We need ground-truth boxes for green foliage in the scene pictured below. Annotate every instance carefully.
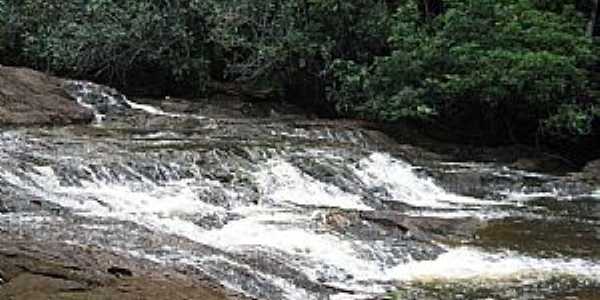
[2,0,599,142]
[11,0,212,92]
[0,0,13,61]
[331,0,599,139]
[2,0,390,97]
[543,104,596,136]
[207,0,390,99]
[0,0,5,55]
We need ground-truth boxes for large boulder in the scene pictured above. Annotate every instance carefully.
[0,66,93,126]
[583,159,600,182]
[0,234,238,300]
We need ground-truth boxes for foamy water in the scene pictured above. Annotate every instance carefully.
[390,247,600,282]
[255,158,371,210]
[2,132,599,299]
[124,99,205,120]
[352,153,502,208]
[67,80,205,122]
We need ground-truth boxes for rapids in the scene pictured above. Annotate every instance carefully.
[1,81,599,299]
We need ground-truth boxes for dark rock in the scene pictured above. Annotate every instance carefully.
[325,210,482,245]
[211,171,235,183]
[510,157,572,174]
[0,192,63,214]
[582,159,600,182]
[107,266,133,277]
[0,66,94,126]
[323,210,451,263]
[0,200,9,214]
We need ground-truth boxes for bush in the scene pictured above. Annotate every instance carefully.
[207,0,390,104]
[0,0,15,63]
[2,0,391,99]
[11,0,212,94]
[0,0,5,56]
[330,0,599,141]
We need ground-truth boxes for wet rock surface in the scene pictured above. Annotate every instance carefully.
[0,66,93,126]
[378,277,600,300]
[324,210,481,245]
[582,159,600,182]
[475,217,600,259]
[0,233,241,300]
[1,79,600,299]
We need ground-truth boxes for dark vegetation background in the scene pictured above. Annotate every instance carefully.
[1,0,599,163]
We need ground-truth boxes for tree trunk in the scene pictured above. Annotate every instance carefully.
[418,0,444,20]
[589,0,599,37]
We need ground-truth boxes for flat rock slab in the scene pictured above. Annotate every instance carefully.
[0,66,93,126]
[0,234,241,300]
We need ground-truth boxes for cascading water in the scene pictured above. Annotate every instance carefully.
[1,81,600,299]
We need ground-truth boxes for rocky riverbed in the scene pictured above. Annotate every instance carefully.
[1,67,600,299]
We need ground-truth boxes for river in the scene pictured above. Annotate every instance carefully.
[1,81,599,299]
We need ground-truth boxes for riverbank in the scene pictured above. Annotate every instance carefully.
[0,65,93,126]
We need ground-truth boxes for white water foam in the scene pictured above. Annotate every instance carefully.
[404,209,513,220]
[198,212,389,282]
[3,165,227,228]
[1,157,392,294]
[389,246,600,282]
[68,80,205,121]
[72,83,106,123]
[500,188,593,203]
[352,153,497,209]
[254,158,371,210]
[124,99,205,120]
[4,147,600,299]
[502,190,562,202]
[0,212,63,224]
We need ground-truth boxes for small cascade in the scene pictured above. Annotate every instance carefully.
[1,83,599,299]
[64,80,205,123]
[352,153,498,209]
[64,80,131,123]
[254,157,370,210]
[389,247,600,282]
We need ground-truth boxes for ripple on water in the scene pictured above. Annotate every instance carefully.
[2,125,600,299]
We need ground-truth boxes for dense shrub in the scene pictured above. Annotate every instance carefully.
[1,0,599,145]
[0,0,4,55]
[330,0,599,141]
[1,0,390,99]
[0,0,12,62]
[207,0,390,105]
[7,0,213,94]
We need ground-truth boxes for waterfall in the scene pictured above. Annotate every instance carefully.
[1,81,599,299]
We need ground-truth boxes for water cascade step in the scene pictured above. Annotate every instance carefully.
[1,81,599,299]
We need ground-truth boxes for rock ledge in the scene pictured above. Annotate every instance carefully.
[0,66,93,126]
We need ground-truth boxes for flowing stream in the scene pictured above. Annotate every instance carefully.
[1,81,600,299]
